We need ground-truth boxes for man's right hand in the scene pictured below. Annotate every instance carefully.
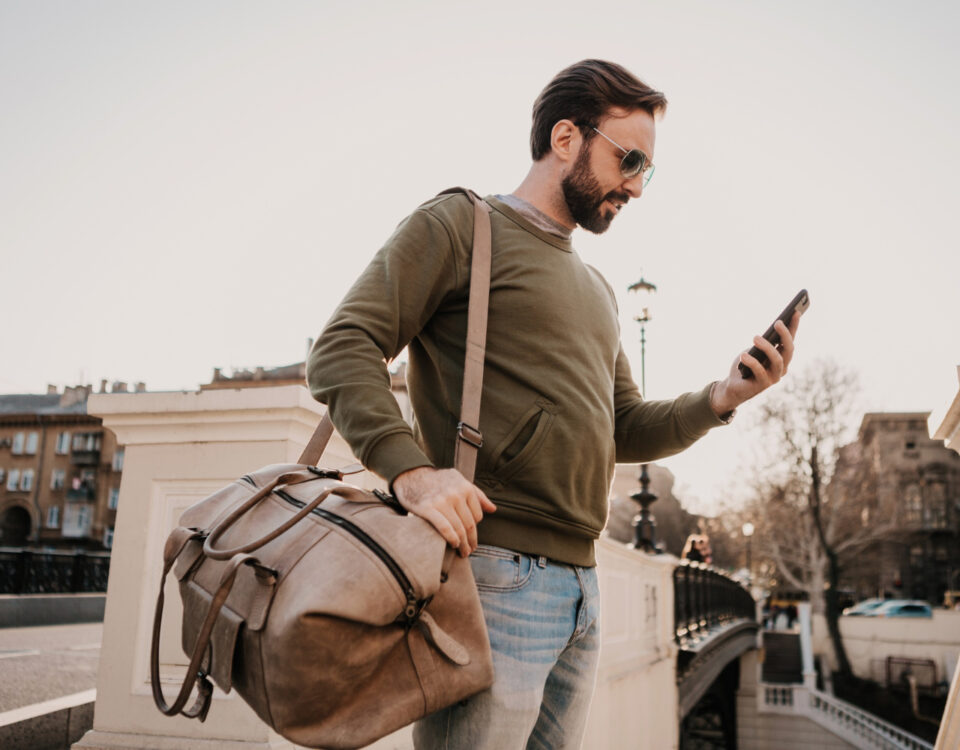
[392,466,497,558]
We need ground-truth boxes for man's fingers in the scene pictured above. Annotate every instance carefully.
[788,310,801,337]
[423,508,462,551]
[477,489,497,514]
[774,320,795,373]
[453,499,479,553]
[465,492,485,523]
[740,351,773,385]
[753,335,784,380]
[440,506,471,557]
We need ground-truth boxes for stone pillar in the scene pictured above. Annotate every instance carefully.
[73,386,379,750]
[797,602,817,689]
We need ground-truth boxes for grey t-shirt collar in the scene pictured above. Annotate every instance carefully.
[495,194,573,240]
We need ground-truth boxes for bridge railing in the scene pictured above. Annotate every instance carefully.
[758,683,934,750]
[0,547,110,594]
[673,560,755,643]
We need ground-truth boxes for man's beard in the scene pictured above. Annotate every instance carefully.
[561,144,628,235]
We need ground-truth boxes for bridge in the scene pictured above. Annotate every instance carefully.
[65,386,945,749]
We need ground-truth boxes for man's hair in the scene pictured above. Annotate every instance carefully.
[530,59,667,161]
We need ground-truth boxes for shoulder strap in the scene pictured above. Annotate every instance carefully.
[299,188,492,482]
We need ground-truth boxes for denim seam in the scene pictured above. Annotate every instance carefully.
[570,566,588,643]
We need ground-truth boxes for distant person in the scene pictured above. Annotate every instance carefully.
[308,59,801,749]
[682,534,712,564]
[786,603,798,629]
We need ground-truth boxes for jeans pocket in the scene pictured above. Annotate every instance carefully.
[470,545,534,592]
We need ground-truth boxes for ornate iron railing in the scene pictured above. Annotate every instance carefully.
[0,548,110,594]
[673,560,756,643]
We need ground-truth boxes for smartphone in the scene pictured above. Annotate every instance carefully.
[738,289,810,379]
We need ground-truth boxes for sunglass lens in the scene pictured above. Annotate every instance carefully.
[620,150,645,178]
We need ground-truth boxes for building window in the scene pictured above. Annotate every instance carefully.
[72,433,102,452]
[927,482,948,528]
[11,432,24,455]
[103,527,114,549]
[108,487,119,510]
[904,483,922,525]
[910,543,925,569]
[46,505,60,528]
[0,468,5,484]
[56,431,70,455]
[78,505,91,531]
[51,469,65,490]
[20,469,34,491]
[112,448,125,472]
[6,469,20,491]
[25,432,39,455]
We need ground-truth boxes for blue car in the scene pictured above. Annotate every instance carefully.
[865,600,933,618]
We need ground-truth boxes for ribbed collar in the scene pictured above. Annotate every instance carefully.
[485,195,574,253]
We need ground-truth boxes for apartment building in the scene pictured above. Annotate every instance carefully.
[0,383,137,551]
[835,412,960,604]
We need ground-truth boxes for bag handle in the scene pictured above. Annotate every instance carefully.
[151,526,263,721]
[299,188,493,483]
[202,473,339,560]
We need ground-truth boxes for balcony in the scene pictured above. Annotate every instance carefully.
[70,449,101,466]
[66,482,96,502]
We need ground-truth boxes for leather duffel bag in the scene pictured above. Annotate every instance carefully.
[151,463,493,748]
[149,189,496,748]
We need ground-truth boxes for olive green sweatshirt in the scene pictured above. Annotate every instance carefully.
[307,192,726,566]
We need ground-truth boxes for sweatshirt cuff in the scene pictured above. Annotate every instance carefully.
[365,432,435,488]
[683,382,732,435]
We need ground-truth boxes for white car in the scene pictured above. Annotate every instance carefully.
[842,598,887,616]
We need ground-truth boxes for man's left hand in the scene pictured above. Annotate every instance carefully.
[710,311,801,417]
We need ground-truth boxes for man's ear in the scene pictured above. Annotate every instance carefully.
[550,119,581,166]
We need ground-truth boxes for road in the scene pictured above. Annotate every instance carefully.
[0,623,102,713]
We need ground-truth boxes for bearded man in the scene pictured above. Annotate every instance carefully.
[308,59,799,749]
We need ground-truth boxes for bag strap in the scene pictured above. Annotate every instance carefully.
[298,188,493,483]
[151,527,262,721]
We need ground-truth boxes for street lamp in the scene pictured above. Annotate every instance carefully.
[628,275,659,553]
[742,522,755,583]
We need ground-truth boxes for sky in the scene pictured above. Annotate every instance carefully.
[2,1,958,514]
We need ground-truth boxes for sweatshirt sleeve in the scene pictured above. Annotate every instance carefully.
[612,343,726,464]
[306,206,462,484]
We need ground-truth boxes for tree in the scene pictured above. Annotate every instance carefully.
[741,358,901,678]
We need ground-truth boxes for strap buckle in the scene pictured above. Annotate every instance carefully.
[456,421,483,449]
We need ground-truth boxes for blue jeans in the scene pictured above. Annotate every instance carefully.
[413,544,601,749]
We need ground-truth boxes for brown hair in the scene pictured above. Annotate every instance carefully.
[530,59,667,161]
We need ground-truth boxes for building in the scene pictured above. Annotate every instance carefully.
[834,412,960,604]
[201,360,413,423]
[0,381,139,551]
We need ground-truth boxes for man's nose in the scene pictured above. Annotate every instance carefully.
[622,175,645,199]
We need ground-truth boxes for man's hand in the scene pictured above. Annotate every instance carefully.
[710,311,801,416]
[392,466,497,557]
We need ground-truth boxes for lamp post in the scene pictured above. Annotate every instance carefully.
[742,521,755,584]
[628,276,659,553]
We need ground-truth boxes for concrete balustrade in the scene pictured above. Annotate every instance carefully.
[74,385,680,749]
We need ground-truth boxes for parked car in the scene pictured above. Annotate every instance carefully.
[865,600,933,618]
[842,598,887,616]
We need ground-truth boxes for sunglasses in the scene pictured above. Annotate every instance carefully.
[591,127,655,187]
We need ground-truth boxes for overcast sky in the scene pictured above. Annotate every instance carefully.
[2,1,957,513]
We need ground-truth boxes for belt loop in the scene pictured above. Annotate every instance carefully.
[537,556,547,568]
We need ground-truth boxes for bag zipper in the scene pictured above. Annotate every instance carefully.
[240,475,422,622]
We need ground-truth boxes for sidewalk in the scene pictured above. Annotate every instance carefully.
[0,623,102,713]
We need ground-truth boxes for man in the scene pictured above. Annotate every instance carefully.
[308,59,799,749]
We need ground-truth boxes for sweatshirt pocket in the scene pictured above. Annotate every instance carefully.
[487,397,557,484]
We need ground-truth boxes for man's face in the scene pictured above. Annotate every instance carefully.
[561,108,656,235]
